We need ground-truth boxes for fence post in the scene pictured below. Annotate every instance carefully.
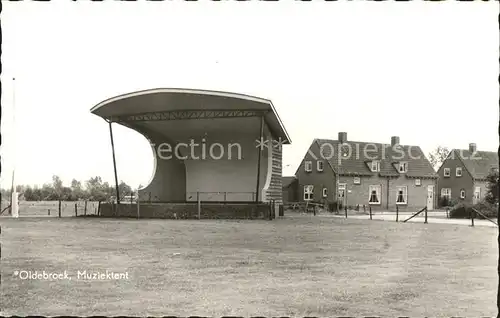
[396,205,399,222]
[84,200,87,216]
[224,192,227,203]
[137,194,140,220]
[48,209,50,216]
[97,201,101,216]
[446,207,449,218]
[471,209,475,227]
[197,191,201,220]
[363,204,366,214]
[58,200,61,218]
[345,205,348,218]
[424,206,428,224]
[369,205,372,220]
[75,203,78,217]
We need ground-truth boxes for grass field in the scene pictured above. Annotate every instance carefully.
[0,214,497,316]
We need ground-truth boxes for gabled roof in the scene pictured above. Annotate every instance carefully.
[314,139,438,179]
[282,176,297,188]
[447,149,498,180]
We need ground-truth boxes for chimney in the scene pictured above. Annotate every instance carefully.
[391,136,400,147]
[469,143,477,153]
[338,132,347,144]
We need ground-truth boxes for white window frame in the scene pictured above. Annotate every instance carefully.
[305,161,312,172]
[353,177,361,185]
[396,186,408,205]
[460,189,466,199]
[415,179,421,186]
[371,161,381,172]
[304,185,314,201]
[322,187,327,198]
[443,168,451,177]
[368,185,381,205]
[441,188,451,199]
[456,167,462,177]
[398,162,408,173]
[317,161,324,172]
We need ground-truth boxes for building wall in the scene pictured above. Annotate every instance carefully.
[183,131,268,202]
[282,179,298,203]
[262,131,283,204]
[335,175,435,212]
[295,142,337,204]
[138,121,279,203]
[437,153,474,205]
[138,133,186,202]
[100,202,272,219]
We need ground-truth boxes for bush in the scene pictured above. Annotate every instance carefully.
[449,201,498,219]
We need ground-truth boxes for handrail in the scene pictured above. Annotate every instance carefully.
[402,206,427,223]
[472,208,498,226]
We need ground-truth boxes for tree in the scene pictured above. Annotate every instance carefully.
[428,146,450,171]
[486,170,499,204]
[118,181,132,199]
[52,175,64,199]
[70,179,85,200]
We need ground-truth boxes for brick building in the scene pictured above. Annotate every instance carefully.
[294,132,438,211]
[436,143,498,206]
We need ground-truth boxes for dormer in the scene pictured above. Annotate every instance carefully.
[397,161,408,173]
[369,160,381,172]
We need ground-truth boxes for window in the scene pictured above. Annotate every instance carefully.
[371,161,381,172]
[443,168,451,177]
[317,161,324,172]
[460,189,466,199]
[322,188,327,198]
[456,167,462,177]
[441,188,451,200]
[368,185,381,205]
[415,179,421,186]
[353,177,361,185]
[338,183,346,190]
[398,162,408,173]
[305,161,312,172]
[304,185,314,201]
[396,186,408,204]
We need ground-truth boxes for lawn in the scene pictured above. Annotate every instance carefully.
[0,214,497,316]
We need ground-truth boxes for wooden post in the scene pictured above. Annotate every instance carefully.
[369,205,372,220]
[345,205,347,218]
[74,203,77,217]
[424,206,428,224]
[255,115,264,203]
[97,201,101,216]
[396,205,399,222]
[48,209,50,216]
[137,195,140,220]
[58,200,61,218]
[84,200,87,216]
[224,192,227,202]
[130,192,133,205]
[363,204,366,214]
[471,209,475,227]
[197,191,201,220]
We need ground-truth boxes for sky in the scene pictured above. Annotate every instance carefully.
[1,1,498,190]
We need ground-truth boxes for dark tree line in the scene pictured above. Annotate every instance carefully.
[1,175,136,202]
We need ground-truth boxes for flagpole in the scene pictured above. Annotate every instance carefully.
[10,77,19,218]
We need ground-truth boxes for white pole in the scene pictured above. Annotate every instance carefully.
[11,77,19,218]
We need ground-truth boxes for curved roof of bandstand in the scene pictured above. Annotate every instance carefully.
[90,88,291,144]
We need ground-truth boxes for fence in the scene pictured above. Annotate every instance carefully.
[100,198,283,220]
[0,200,101,217]
[186,192,257,202]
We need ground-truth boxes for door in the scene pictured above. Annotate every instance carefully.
[427,185,434,211]
[338,183,346,207]
[473,186,481,204]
